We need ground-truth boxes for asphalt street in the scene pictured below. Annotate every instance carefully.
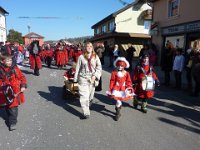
[0,60,199,150]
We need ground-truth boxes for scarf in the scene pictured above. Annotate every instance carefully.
[88,54,93,72]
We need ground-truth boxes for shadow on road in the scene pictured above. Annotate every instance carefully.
[94,93,115,105]
[90,103,116,119]
[158,117,200,134]
[38,86,83,118]
[148,87,200,134]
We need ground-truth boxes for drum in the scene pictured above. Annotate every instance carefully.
[0,85,15,106]
[141,75,155,91]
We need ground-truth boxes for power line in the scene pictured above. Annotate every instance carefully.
[18,16,63,19]
[118,0,129,6]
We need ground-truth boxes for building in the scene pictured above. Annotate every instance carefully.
[23,32,44,46]
[0,6,9,44]
[90,0,152,57]
[149,0,200,62]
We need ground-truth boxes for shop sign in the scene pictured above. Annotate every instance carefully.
[162,25,184,35]
[162,21,200,35]
[186,22,200,32]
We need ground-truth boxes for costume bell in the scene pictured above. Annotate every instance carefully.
[107,57,134,121]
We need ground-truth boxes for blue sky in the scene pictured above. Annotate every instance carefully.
[1,0,134,41]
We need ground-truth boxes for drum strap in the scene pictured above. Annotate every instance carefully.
[140,66,153,76]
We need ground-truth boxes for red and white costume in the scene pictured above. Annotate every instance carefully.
[107,57,134,101]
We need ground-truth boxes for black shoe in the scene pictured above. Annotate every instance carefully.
[9,124,17,131]
[80,115,90,120]
[141,107,147,113]
[114,114,121,121]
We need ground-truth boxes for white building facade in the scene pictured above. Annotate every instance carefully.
[0,7,9,44]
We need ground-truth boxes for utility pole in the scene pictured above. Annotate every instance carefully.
[27,25,31,44]
[27,25,30,33]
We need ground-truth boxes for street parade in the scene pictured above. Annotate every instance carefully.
[0,0,200,150]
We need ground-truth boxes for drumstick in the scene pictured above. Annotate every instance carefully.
[14,91,22,98]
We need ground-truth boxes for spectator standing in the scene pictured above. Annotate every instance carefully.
[172,48,185,89]
[139,44,150,59]
[191,40,200,97]
[108,45,114,67]
[95,43,105,65]
[94,43,105,91]
[113,44,119,61]
[161,41,175,86]
[126,43,136,71]
[185,41,196,92]
[148,43,158,66]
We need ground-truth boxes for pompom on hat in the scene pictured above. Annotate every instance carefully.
[113,57,130,68]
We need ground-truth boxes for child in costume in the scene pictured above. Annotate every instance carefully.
[63,62,76,81]
[107,57,134,121]
[63,62,78,98]
[0,48,27,131]
[132,53,160,113]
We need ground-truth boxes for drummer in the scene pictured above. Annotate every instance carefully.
[132,53,160,113]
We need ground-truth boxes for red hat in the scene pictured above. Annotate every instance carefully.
[113,57,130,68]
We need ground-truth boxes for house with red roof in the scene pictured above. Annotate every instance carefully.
[23,32,44,46]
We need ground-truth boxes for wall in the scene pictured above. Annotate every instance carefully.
[152,0,200,63]
[0,12,7,43]
[115,3,152,34]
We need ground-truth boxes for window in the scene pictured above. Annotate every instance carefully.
[144,21,151,30]
[108,21,115,31]
[101,25,107,33]
[95,28,100,35]
[168,0,180,18]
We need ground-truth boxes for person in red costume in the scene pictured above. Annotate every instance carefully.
[63,46,69,67]
[73,47,82,63]
[107,57,134,121]
[132,53,160,113]
[29,40,42,76]
[63,62,76,81]
[0,49,27,131]
[44,44,53,68]
[55,43,66,69]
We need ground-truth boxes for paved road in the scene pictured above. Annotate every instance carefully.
[0,61,199,150]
